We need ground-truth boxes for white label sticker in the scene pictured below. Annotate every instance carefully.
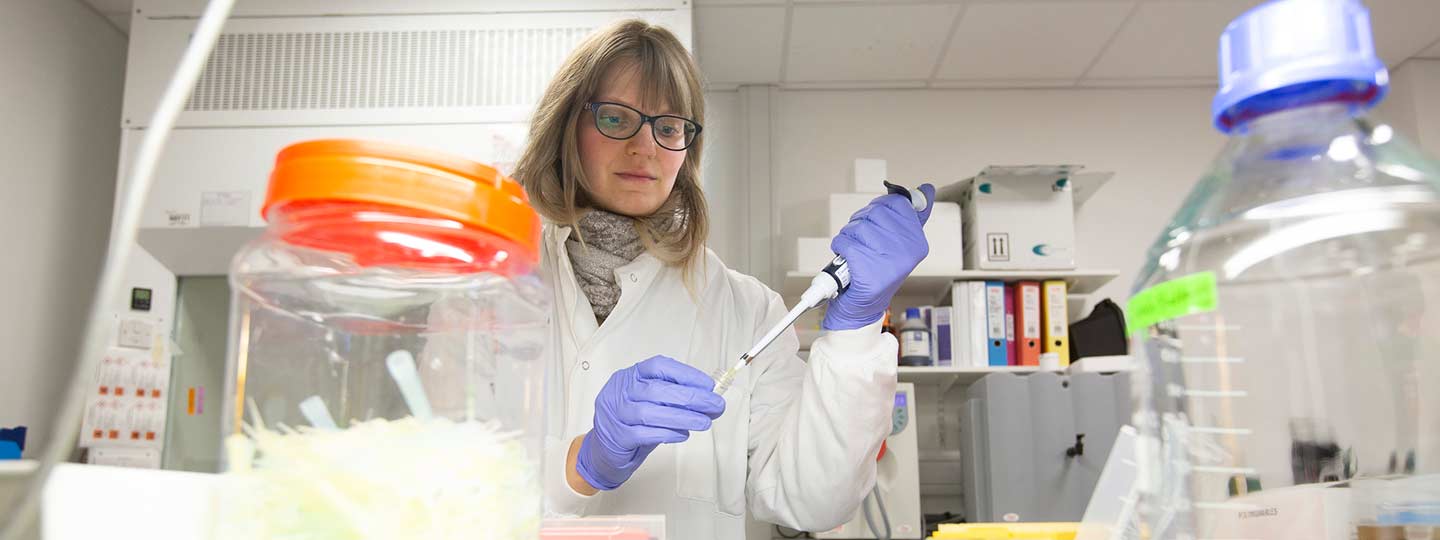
[986,285,1005,339]
[200,191,251,226]
[1006,313,1015,342]
[117,318,155,350]
[165,210,191,227]
[1023,287,1041,338]
[1047,283,1068,337]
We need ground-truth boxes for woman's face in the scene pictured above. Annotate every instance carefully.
[577,62,688,217]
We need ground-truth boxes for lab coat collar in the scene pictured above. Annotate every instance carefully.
[543,224,663,347]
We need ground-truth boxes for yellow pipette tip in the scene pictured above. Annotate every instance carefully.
[712,354,751,395]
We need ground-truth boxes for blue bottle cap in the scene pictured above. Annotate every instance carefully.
[905,307,921,319]
[1212,0,1388,133]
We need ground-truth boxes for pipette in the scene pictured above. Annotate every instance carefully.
[713,182,929,395]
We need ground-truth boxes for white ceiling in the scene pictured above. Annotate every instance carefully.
[82,0,1440,90]
[695,0,1440,90]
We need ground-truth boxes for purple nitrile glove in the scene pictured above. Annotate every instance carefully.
[576,355,726,491]
[822,183,935,331]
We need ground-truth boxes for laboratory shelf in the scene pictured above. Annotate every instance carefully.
[898,366,1040,393]
[898,356,1133,393]
[781,269,1122,301]
[0,459,38,476]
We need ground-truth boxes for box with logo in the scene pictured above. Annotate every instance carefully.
[938,165,1106,271]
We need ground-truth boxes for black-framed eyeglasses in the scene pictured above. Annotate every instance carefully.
[583,101,702,151]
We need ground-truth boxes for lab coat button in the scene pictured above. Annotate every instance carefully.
[581,361,590,370]
[629,273,637,283]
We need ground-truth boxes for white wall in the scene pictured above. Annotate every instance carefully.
[0,0,127,457]
[771,86,1226,308]
[708,64,1440,306]
[701,90,745,268]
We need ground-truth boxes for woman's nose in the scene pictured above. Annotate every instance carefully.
[626,124,658,157]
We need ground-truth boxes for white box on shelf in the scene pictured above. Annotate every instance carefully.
[1069,355,1133,373]
[921,202,965,275]
[852,158,888,193]
[828,193,877,235]
[938,165,1095,270]
[828,193,964,276]
[1210,482,1352,540]
[795,237,833,271]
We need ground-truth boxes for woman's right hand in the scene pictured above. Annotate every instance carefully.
[573,355,726,491]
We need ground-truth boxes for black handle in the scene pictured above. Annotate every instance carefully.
[1066,434,1086,458]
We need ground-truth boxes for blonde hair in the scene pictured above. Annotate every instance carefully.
[515,19,708,274]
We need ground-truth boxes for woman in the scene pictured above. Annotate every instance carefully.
[514,19,934,538]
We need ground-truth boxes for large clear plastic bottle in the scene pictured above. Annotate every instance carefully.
[221,140,550,539]
[1129,1,1440,538]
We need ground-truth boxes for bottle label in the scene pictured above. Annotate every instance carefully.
[901,331,931,358]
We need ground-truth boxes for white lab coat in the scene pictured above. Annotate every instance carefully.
[540,224,898,539]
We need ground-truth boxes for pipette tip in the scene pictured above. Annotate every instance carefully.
[713,354,753,396]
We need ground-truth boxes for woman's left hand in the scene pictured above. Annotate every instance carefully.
[822,184,935,331]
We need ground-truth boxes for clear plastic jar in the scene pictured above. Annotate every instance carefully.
[220,140,549,539]
[1129,2,1440,538]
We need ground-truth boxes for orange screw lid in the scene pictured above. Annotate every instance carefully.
[263,139,540,265]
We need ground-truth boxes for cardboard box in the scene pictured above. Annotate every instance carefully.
[795,237,834,272]
[938,165,1084,270]
[828,193,879,236]
[852,158,888,193]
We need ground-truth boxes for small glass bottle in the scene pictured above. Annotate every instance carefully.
[899,307,933,366]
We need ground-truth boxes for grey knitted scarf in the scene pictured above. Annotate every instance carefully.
[566,209,645,324]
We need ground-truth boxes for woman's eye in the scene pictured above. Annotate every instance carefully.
[658,125,679,137]
[601,115,624,127]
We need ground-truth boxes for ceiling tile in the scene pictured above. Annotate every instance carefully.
[1085,0,1253,81]
[696,6,787,84]
[786,4,961,82]
[936,0,1132,81]
[1364,0,1440,66]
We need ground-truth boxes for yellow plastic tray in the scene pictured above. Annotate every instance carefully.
[929,522,1080,539]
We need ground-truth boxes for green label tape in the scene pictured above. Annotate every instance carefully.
[1126,271,1218,336]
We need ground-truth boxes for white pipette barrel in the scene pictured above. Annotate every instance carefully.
[713,183,928,395]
